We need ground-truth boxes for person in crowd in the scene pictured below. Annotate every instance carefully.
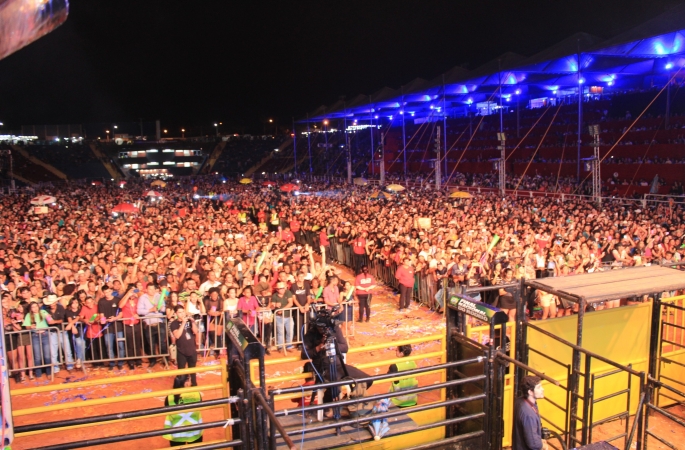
[99,284,124,371]
[2,292,25,381]
[22,302,52,378]
[237,286,260,334]
[118,287,142,369]
[270,281,294,352]
[169,304,199,386]
[513,375,548,450]
[497,268,518,322]
[204,287,223,358]
[387,344,419,407]
[354,265,376,322]
[395,258,415,312]
[291,272,311,343]
[81,296,103,365]
[163,375,203,446]
[137,282,167,368]
[43,294,74,373]
[64,297,85,370]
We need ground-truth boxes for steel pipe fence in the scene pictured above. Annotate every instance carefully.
[195,303,356,356]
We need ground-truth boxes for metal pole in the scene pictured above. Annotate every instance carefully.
[380,131,386,185]
[435,126,441,190]
[402,88,407,180]
[498,59,504,135]
[324,120,330,182]
[345,112,352,184]
[589,125,601,205]
[577,41,583,182]
[666,79,671,130]
[516,92,520,138]
[443,74,448,180]
[306,114,312,179]
[292,117,297,178]
[370,99,375,178]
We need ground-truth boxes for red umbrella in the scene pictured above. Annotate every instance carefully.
[262,180,276,187]
[280,183,299,193]
[112,203,138,214]
[91,180,102,186]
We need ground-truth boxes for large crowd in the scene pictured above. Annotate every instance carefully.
[1,175,683,382]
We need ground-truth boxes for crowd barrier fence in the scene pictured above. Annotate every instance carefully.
[81,314,170,369]
[10,365,234,448]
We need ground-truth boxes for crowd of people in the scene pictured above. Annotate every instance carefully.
[0,174,683,382]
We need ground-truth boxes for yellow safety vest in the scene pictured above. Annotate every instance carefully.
[270,212,279,226]
[238,212,247,223]
[390,360,419,407]
[163,392,203,443]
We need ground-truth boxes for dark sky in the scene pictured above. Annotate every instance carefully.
[0,0,682,133]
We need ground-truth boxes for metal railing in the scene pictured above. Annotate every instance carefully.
[524,321,647,449]
[2,325,88,381]
[81,314,170,368]
[268,358,488,449]
[10,365,237,448]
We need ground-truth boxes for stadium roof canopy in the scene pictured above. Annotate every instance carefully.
[304,5,685,122]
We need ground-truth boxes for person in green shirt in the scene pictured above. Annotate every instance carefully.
[22,302,52,377]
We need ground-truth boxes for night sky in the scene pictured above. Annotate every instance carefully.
[0,0,681,134]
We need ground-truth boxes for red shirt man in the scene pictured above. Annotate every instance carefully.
[395,260,415,288]
[319,229,330,247]
[289,219,301,233]
[257,210,266,223]
[352,235,366,255]
[354,270,376,295]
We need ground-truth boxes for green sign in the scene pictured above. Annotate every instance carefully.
[449,295,508,325]
[226,320,249,351]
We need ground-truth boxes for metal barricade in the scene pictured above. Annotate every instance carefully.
[82,314,170,369]
[250,303,356,356]
[4,327,62,381]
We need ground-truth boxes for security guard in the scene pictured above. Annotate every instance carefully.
[163,375,203,446]
[387,345,418,407]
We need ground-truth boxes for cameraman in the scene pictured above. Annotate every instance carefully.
[301,311,348,380]
[301,311,371,414]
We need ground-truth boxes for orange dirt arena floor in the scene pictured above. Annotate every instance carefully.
[6,263,685,450]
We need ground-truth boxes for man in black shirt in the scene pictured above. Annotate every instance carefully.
[169,304,199,386]
[98,284,124,370]
[43,294,75,373]
[291,272,310,343]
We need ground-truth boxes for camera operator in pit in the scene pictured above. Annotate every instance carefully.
[301,306,371,413]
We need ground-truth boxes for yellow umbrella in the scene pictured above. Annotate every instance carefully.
[353,177,369,186]
[369,190,392,200]
[151,180,166,187]
[239,178,252,184]
[386,184,405,192]
[448,191,473,198]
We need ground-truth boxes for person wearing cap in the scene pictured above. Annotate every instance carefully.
[269,281,294,352]
[43,294,75,373]
[99,284,125,371]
